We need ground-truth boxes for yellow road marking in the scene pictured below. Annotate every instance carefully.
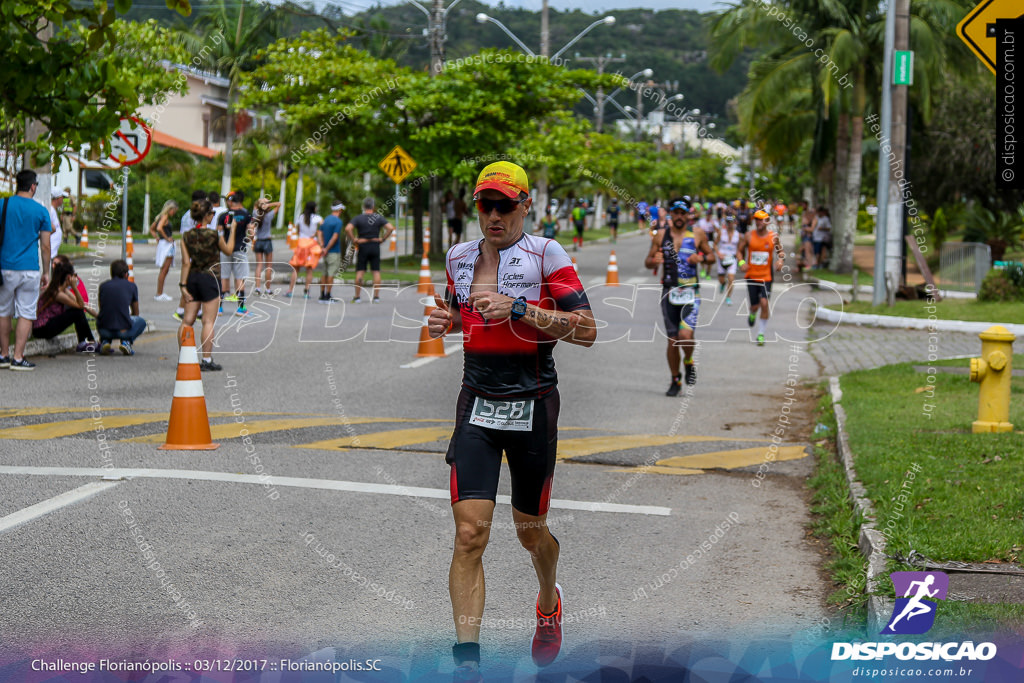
[297,426,454,450]
[0,407,131,418]
[0,413,170,440]
[128,417,450,444]
[656,445,808,470]
[609,465,705,476]
[556,435,762,460]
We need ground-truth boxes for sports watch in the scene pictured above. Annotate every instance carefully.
[510,296,527,321]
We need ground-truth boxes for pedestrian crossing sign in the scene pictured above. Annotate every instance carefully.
[378,145,416,184]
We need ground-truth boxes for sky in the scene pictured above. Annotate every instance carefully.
[331,0,724,15]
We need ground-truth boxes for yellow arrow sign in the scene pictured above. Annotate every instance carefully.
[957,0,1024,75]
[378,145,417,184]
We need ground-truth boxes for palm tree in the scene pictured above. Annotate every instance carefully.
[179,0,283,197]
[710,0,972,273]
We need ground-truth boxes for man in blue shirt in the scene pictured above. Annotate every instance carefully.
[317,201,346,303]
[0,170,52,371]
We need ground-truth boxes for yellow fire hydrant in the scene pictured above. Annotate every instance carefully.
[969,325,1016,433]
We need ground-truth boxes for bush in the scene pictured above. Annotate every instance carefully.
[978,268,1024,302]
[857,209,874,233]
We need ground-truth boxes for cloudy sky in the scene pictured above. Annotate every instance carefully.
[334,0,725,15]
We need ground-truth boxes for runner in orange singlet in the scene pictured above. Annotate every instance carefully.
[737,209,784,346]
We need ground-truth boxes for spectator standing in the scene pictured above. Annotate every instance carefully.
[252,199,279,296]
[344,197,395,303]
[61,187,78,244]
[287,201,323,299]
[812,206,832,269]
[32,260,96,352]
[97,259,146,356]
[0,169,52,371]
[47,190,63,258]
[174,189,208,321]
[317,201,346,303]
[218,191,252,315]
[152,200,178,301]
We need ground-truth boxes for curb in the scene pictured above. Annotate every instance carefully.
[829,376,892,633]
[25,320,157,358]
[814,304,1024,336]
[808,277,976,300]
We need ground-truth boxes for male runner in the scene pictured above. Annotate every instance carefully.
[344,197,395,303]
[644,198,714,394]
[427,161,596,678]
[695,206,718,280]
[606,198,620,243]
[737,209,785,346]
[716,214,740,305]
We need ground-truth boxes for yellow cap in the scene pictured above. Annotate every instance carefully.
[474,161,529,199]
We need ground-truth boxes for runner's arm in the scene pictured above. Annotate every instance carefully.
[380,222,395,243]
[644,230,665,270]
[428,293,462,338]
[219,220,238,255]
[521,305,596,347]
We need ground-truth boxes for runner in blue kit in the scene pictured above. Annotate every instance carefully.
[427,161,596,680]
[644,197,714,395]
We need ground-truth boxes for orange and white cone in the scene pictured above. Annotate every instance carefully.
[389,231,397,252]
[416,287,446,358]
[423,228,430,256]
[605,250,620,286]
[571,256,579,273]
[126,255,135,283]
[287,223,296,249]
[81,226,89,249]
[417,255,432,294]
[160,326,219,451]
[126,226,134,258]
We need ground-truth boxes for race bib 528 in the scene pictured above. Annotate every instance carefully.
[469,398,534,431]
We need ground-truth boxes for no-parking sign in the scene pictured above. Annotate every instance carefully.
[109,116,152,166]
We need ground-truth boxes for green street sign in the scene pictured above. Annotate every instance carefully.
[894,50,914,86]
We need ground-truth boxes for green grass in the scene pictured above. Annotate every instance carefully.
[57,243,91,256]
[839,362,1024,563]
[841,298,1024,324]
[806,390,870,629]
[810,271,860,286]
[931,355,1024,369]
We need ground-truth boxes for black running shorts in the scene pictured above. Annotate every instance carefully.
[747,280,773,307]
[186,271,220,303]
[356,244,381,271]
[446,387,559,517]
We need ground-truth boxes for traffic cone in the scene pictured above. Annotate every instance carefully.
[159,326,219,451]
[287,223,296,249]
[571,256,579,273]
[605,250,620,286]
[423,228,430,256]
[415,287,446,358]
[126,226,134,257]
[81,225,89,249]
[126,255,135,283]
[417,255,432,294]
[389,231,397,252]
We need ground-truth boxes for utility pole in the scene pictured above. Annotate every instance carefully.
[635,79,651,141]
[540,0,549,60]
[428,0,445,255]
[576,53,625,133]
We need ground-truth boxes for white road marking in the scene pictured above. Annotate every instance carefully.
[0,466,671,516]
[0,481,121,533]
[399,344,463,369]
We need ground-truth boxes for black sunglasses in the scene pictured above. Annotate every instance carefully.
[476,196,525,215]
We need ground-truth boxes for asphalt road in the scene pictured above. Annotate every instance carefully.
[0,228,840,675]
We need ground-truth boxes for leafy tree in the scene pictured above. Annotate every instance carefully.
[0,4,190,163]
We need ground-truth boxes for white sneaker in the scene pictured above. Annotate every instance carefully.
[153,293,173,302]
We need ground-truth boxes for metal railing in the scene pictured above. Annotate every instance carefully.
[939,242,991,293]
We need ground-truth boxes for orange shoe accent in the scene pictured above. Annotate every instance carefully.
[159,326,219,451]
[605,250,619,286]
[417,256,433,294]
[416,286,446,358]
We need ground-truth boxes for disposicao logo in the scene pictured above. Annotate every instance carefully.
[882,571,948,635]
[830,571,997,662]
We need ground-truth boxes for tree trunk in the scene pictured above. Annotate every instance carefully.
[830,112,850,272]
[836,113,863,274]
[429,175,443,256]
[277,160,287,231]
[412,178,424,252]
[221,85,236,197]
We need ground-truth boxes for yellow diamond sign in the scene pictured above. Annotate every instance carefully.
[378,145,416,184]
[957,0,1024,75]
